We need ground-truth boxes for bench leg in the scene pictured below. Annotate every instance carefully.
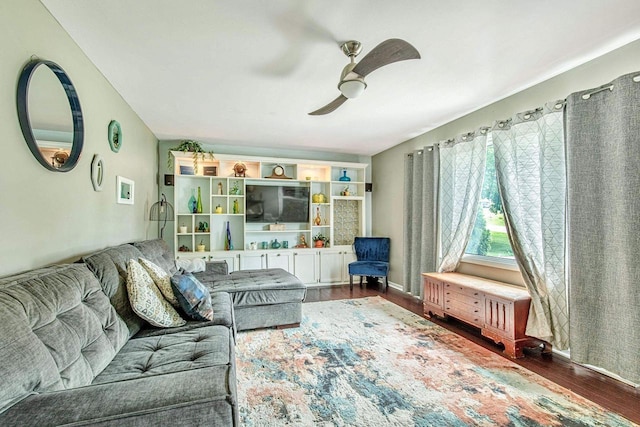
[350,275,353,290]
[359,276,363,289]
[384,276,389,293]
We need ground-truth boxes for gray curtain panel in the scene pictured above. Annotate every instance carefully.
[438,131,487,272]
[403,146,439,297]
[566,72,640,384]
[492,102,569,350]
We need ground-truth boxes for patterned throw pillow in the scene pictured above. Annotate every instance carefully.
[138,257,180,307]
[126,260,186,327]
[170,271,214,321]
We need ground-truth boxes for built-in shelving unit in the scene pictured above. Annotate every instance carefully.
[170,153,368,284]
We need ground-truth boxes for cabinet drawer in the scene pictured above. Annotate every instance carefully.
[445,290,482,307]
[444,282,482,299]
[445,306,483,326]
[444,297,484,318]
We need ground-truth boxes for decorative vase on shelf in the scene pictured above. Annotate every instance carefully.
[233,199,239,214]
[314,206,322,225]
[225,221,233,250]
[196,187,203,213]
[188,189,197,213]
[339,169,351,182]
[314,240,324,248]
[271,239,281,249]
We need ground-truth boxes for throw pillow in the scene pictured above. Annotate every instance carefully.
[126,259,186,328]
[170,271,214,321]
[138,257,180,307]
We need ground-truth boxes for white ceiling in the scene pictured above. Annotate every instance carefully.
[42,0,640,156]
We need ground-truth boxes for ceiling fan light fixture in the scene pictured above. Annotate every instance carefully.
[338,79,367,99]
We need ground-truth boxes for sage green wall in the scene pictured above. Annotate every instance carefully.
[0,0,158,277]
[372,39,640,286]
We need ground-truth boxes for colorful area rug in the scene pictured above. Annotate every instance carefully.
[236,297,634,426]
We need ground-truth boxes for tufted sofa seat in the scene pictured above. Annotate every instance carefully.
[94,326,235,385]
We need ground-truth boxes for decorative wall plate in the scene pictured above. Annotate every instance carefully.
[91,154,104,191]
[108,120,122,152]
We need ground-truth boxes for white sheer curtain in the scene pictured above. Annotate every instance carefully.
[438,130,487,272]
[403,146,439,297]
[491,102,569,349]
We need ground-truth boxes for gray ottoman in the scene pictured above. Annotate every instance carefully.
[195,267,307,331]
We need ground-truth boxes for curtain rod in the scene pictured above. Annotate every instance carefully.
[581,73,640,99]
[406,71,640,156]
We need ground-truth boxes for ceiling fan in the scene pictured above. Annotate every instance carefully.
[308,38,421,115]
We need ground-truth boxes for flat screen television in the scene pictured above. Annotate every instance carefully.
[245,184,310,223]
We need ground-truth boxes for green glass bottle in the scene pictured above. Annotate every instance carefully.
[196,186,203,213]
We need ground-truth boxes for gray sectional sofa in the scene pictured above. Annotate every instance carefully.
[0,239,307,426]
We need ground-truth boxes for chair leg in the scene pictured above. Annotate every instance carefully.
[359,276,363,289]
[349,275,353,291]
[384,276,389,293]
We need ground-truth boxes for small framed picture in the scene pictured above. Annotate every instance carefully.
[116,176,134,205]
[203,166,217,176]
[179,165,195,175]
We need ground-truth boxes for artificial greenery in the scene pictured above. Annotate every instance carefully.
[167,140,214,172]
[313,233,329,246]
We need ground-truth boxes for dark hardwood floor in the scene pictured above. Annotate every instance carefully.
[304,284,640,425]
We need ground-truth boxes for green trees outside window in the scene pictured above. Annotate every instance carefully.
[465,142,514,259]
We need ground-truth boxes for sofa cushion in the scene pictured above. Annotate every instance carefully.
[93,325,233,384]
[126,260,186,328]
[138,257,180,307]
[135,291,236,340]
[0,264,128,413]
[200,268,307,307]
[133,239,178,276]
[83,244,147,337]
[171,271,214,321]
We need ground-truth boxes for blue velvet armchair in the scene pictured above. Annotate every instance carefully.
[348,237,391,292]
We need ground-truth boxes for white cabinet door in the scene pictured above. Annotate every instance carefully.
[239,252,266,270]
[293,251,318,284]
[319,249,356,283]
[342,250,357,282]
[266,251,293,272]
[319,250,345,283]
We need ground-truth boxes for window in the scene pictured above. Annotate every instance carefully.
[464,139,515,262]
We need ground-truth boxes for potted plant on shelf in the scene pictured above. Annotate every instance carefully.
[313,233,329,248]
[167,140,214,172]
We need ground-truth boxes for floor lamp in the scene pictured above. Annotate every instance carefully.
[149,193,174,238]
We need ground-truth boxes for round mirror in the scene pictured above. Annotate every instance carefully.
[16,59,84,172]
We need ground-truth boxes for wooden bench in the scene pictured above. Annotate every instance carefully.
[423,272,549,358]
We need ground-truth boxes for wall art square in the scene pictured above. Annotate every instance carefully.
[117,176,134,205]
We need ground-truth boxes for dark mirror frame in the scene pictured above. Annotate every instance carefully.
[16,59,84,172]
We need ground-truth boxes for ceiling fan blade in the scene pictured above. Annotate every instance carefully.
[308,95,348,115]
[352,38,420,77]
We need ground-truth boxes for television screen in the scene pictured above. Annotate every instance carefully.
[245,184,310,223]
